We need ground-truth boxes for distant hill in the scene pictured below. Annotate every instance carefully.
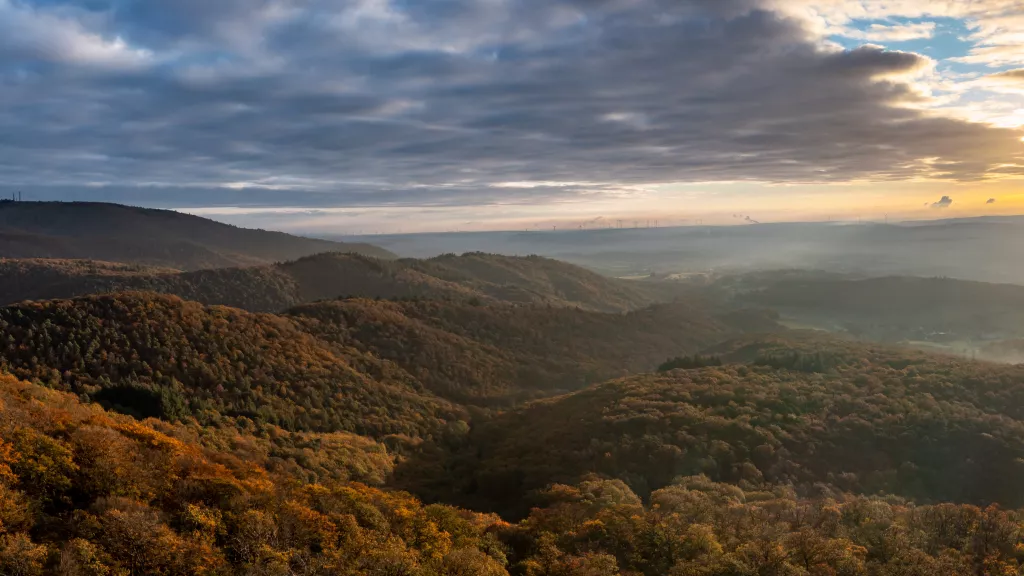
[285,252,665,312]
[404,252,658,310]
[289,297,751,404]
[729,272,1024,340]
[0,252,680,313]
[355,218,1024,284]
[0,201,394,269]
[0,258,302,311]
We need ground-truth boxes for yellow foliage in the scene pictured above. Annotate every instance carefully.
[0,484,31,535]
[278,499,338,552]
[0,533,50,576]
[0,438,15,485]
[410,515,454,561]
[113,420,186,454]
[180,503,222,542]
[57,538,112,576]
[3,425,77,501]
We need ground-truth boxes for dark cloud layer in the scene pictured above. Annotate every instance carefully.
[1,0,1022,208]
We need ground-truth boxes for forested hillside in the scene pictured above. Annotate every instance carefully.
[7,344,1024,575]
[0,293,464,438]
[402,336,1024,520]
[401,253,662,311]
[0,252,677,313]
[291,298,747,404]
[0,292,749,422]
[0,374,510,576]
[5,214,1024,574]
[0,258,301,312]
[276,251,660,312]
[0,202,393,269]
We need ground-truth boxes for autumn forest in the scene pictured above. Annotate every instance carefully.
[2,204,1024,575]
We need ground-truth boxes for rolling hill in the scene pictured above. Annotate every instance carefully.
[7,363,1020,576]
[6,280,1024,574]
[289,297,754,404]
[0,292,463,439]
[0,291,757,423]
[0,201,393,269]
[0,258,302,312]
[728,272,1024,340]
[6,219,1024,575]
[399,335,1024,518]
[0,251,683,313]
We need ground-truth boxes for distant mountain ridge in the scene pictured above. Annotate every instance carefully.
[0,201,394,268]
[0,251,675,313]
[722,271,1024,340]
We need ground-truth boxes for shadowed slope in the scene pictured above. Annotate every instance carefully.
[0,201,393,268]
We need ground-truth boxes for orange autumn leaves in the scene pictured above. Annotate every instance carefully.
[0,374,508,576]
[6,370,1024,575]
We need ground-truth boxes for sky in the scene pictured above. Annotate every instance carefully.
[1,0,1023,233]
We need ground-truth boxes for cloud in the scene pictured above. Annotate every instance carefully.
[820,45,932,78]
[971,69,1024,98]
[840,22,937,42]
[0,0,152,68]
[0,0,1022,214]
[987,198,997,204]
[789,3,1024,126]
[931,195,953,208]
[950,10,1024,68]
[789,1,1024,67]
[985,69,1024,84]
